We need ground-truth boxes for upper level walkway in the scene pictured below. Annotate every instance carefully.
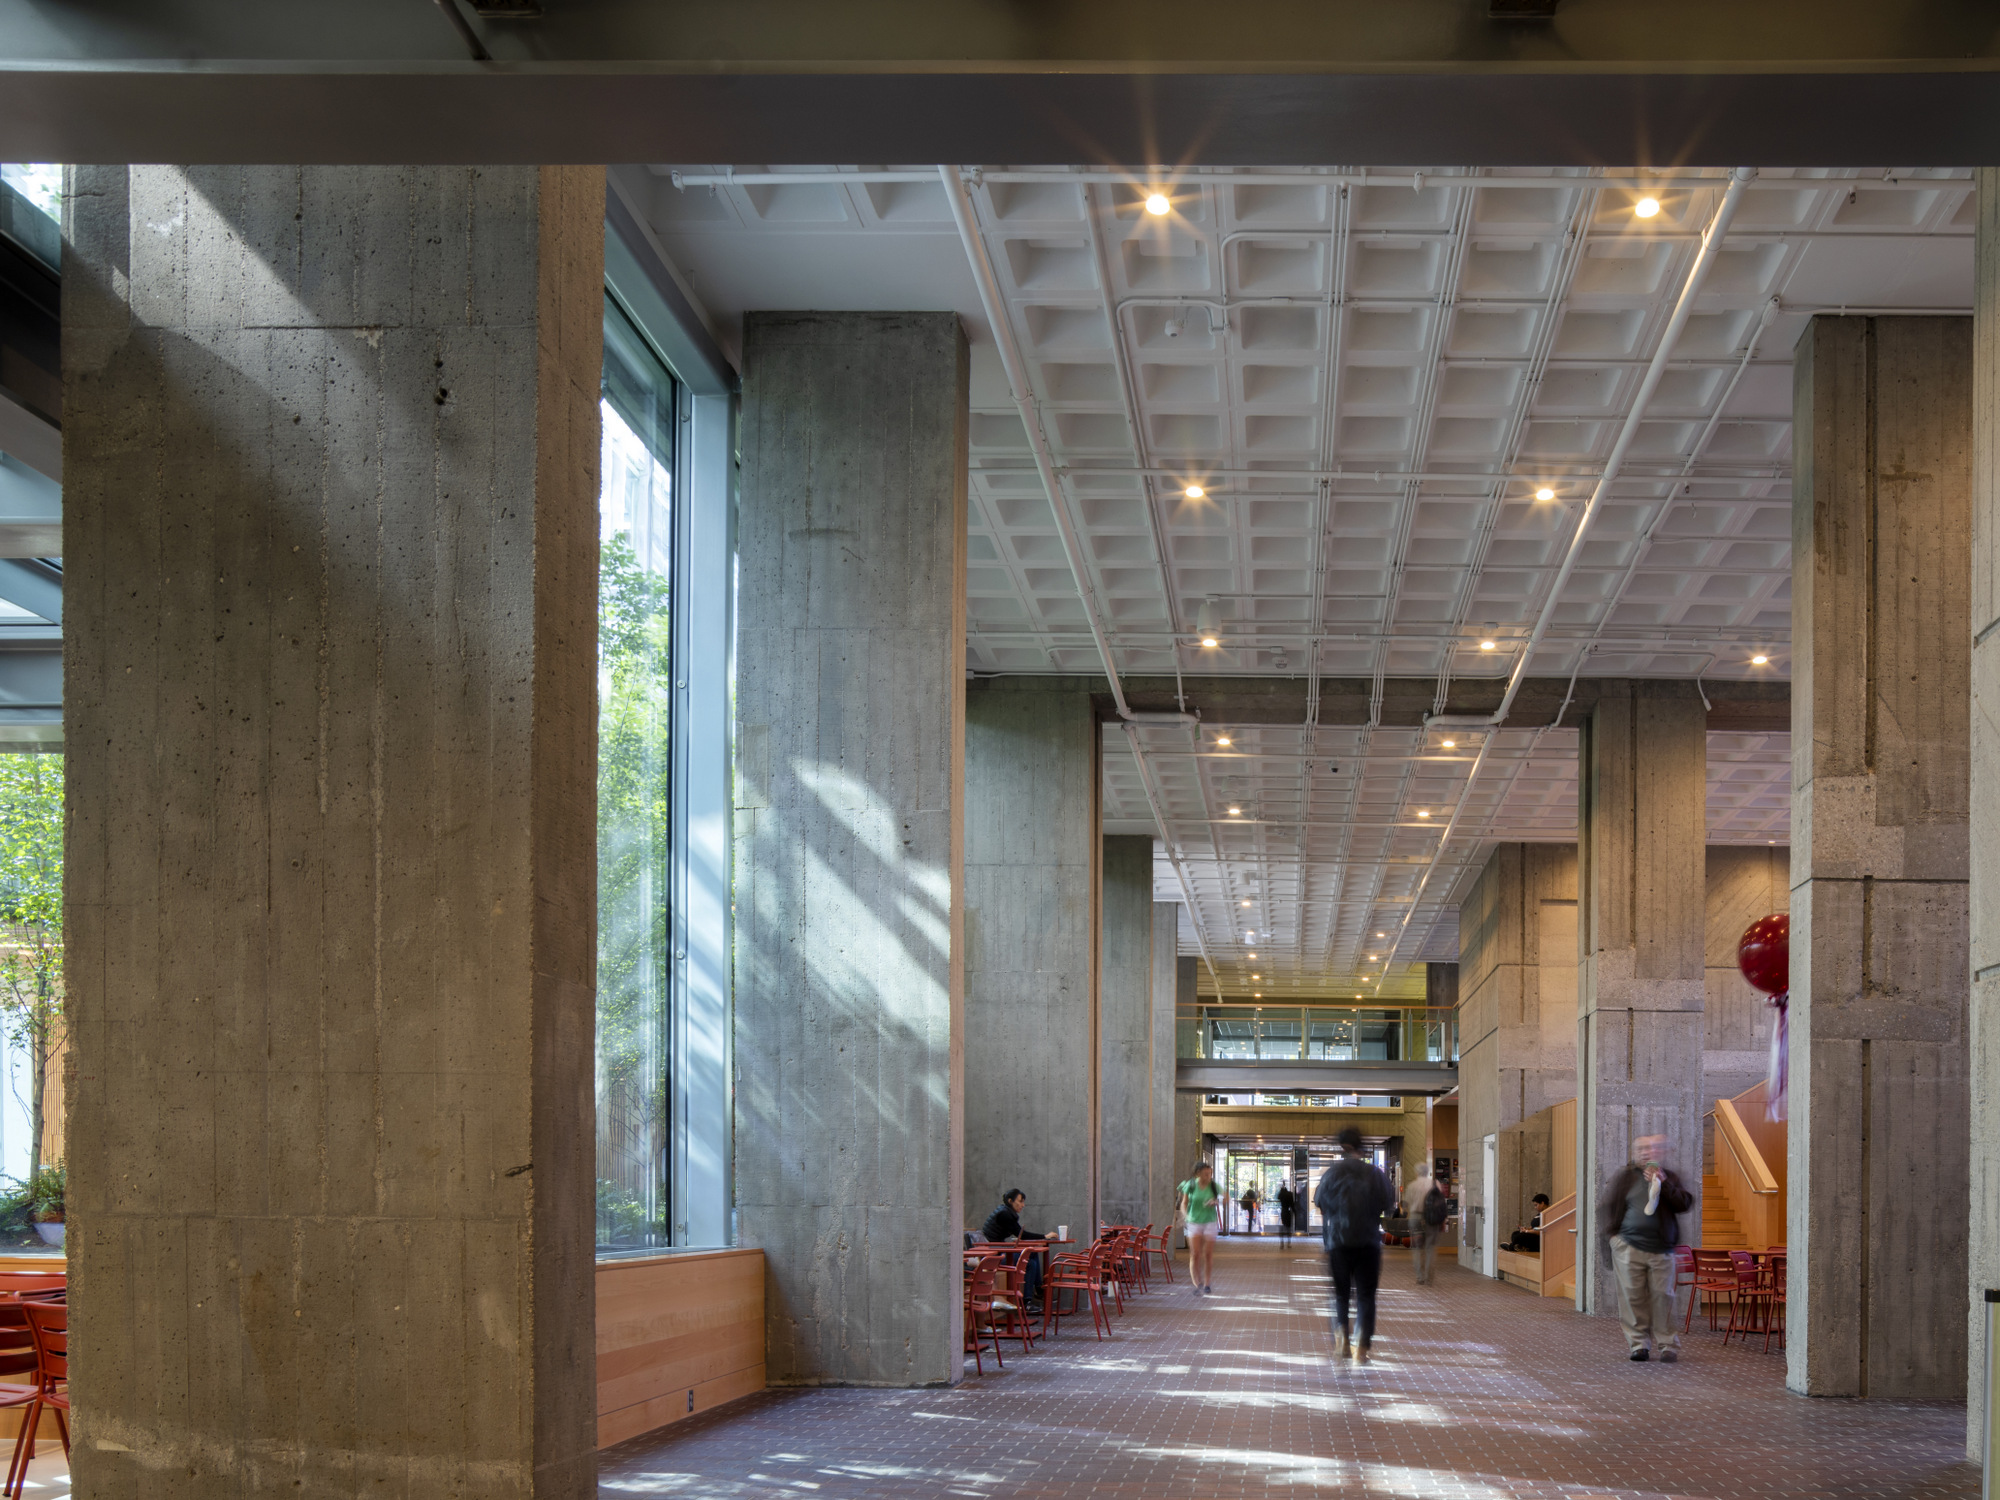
[601,1239,1977,1499]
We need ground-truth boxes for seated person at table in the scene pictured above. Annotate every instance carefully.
[1508,1193,1552,1253]
[981,1189,1048,1306]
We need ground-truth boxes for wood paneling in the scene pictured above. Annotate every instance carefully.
[598,1249,765,1449]
[1550,1098,1577,1204]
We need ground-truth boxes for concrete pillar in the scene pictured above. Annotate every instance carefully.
[1099,835,1153,1228]
[1455,845,1578,1274]
[1576,683,1708,1316]
[64,166,602,1496]
[733,311,968,1386]
[1149,902,1181,1233]
[965,680,1098,1242]
[1791,314,1971,1400]
[1172,957,1204,1219]
[1972,169,2000,1457]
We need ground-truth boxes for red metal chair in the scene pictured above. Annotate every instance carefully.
[1684,1248,1738,1332]
[962,1259,1007,1373]
[1146,1222,1176,1282]
[1722,1250,1771,1348]
[1044,1243,1112,1340]
[1761,1255,1787,1354]
[0,1307,37,1500]
[7,1302,64,1498]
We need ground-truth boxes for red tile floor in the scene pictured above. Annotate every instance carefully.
[600,1238,1980,1499]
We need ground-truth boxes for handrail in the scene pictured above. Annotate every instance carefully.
[1712,1100,1779,1195]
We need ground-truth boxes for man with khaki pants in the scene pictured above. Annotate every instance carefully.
[1598,1135,1693,1362]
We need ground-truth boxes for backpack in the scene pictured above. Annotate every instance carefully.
[1316,1159,1387,1248]
[1422,1185,1448,1228]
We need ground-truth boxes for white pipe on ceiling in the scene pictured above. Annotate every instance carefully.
[1428,165,1761,733]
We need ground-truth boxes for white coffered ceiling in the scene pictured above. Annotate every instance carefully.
[629,163,1971,998]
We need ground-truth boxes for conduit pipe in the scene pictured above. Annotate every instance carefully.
[1428,165,1759,734]
[940,164,1194,729]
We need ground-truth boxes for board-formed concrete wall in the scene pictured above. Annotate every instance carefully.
[65,165,604,1495]
[1099,835,1154,1229]
[733,311,969,1388]
[965,679,1099,1243]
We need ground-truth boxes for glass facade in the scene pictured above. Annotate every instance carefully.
[595,298,678,1256]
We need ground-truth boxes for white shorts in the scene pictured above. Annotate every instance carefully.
[1185,1221,1217,1241]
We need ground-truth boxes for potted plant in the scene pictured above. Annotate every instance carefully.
[26,1164,60,1248]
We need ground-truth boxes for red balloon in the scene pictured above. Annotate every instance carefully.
[1738,914,1789,995]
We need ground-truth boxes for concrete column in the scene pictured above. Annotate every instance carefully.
[1576,683,1708,1316]
[1099,835,1153,1228]
[965,680,1098,1243]
[1792,314,1971,1400]
[64,166,602,1495]
[1455,845,1578,1274]
[1972,169,2000,1457]
[1172,957,1204,1213]
[733,311,968,1387]
[1149,902,1181,1233]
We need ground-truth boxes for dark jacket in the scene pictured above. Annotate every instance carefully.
[1314,1156,1396,1249]
[1598,1164,1692,1251]
[981,1204,1024,1242]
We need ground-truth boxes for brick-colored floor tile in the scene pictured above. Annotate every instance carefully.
[599,1239,1979,1499]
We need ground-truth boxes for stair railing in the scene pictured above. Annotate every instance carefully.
[1708,1095,1781,1249]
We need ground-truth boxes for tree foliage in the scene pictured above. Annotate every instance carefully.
[0,752,63,1182]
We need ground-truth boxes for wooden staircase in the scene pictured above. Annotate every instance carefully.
[1702,1174,1745,1247]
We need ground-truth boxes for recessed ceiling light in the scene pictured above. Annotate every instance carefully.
[1367,955,1377,961]
[1185,482,1204,499]
[1254,992,1262,998]
[1375,932,1385,937]
[1228,805,1243,816]
[1441,738,1456,749]
[1145,192,1171,216]
[1535,486,1556,502]
[1248,952,1257,958]
[1216,734,1232,746]
[1635,196,1661,218]
[1252,973,1261,980]
[1416,810,1431,819]
[1479,640,1496,651]
[1751,654,1769,665]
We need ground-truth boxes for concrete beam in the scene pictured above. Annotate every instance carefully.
[1178,1060,1458,1094]
[5,7,2000,166]
[64,165,602,1497]
[732,311,968,1387]
[1105,676,1790,732]
[1791,314,1971,1402]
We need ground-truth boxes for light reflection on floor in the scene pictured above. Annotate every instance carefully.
[600,1238,1980,1499]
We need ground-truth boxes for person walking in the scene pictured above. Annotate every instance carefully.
[1599,1134,1693,1362]
[1403,1165,1444,1285]
[1315,1126,1396,1361]
[1178,1162,1222,1295]
[1276,1182,1299,1248]
[1241,1185,1261,1235]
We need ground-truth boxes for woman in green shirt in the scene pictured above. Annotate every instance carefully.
[1178,1161,1222,1295]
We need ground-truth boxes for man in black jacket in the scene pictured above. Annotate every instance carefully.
[1314,1126,1396,1362]
[1598,1135,1693,1362]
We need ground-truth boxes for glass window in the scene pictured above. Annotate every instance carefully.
[0,167,58,224]
[595,299,677,1256]
[0,752,65,1253]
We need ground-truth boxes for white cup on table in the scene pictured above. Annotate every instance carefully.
[1057,1224,1068,1242]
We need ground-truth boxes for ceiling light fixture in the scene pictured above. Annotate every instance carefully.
[1751,654,1770,666]
[1479,640,1496,651]
[1441,738,1456,749]
[1185,482,1205,499]
[1241,899,1252,907]
[1216,734,1232,747]
[1197,600,1221,648]
[1416,810,1431,819]
[1145,192,1171,216]
[1535,486,1556,502]
[1635,196,1661,218]
[1228,805,1243,817]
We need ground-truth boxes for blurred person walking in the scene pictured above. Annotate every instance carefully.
[1276,1181,1299,1248]
[1315,1127,1395,1361]
[1403,1165,1446,1285]
[1599,1134,1693,1362]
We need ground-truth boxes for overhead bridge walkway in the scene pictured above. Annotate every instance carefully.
[1176,1002,1458,1096]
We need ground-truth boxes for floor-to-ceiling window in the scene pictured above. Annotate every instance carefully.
[595,298,678,1255]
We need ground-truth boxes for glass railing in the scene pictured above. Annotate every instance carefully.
[1177,1004,1457,1065]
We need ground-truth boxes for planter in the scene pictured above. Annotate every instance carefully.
[33,1223,61,1248]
